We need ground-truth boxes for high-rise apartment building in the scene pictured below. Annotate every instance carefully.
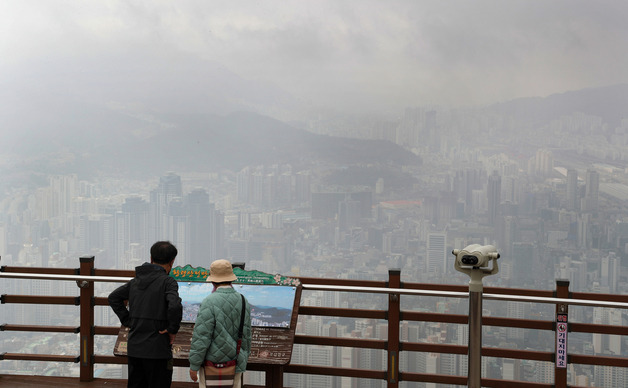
[149,173,182,241]
[506,301,526,342]
[501,175,520,204]
[534,149,554,177]
[582,168,599,212]
[599,252,620,293]
[166,198,187,262]
[186,188,212,268]
[577,213,592,249]
[455,167,486,213]
[121,196,150,257]
[566,168,579,210]
[236,166,252,203]
[511,242,536,286]
[295,171,312,203]
[593,307,621,355]
[594,364,625,388]
[487,171,501,225]
[338,200,361,232]
[426,232,447,276]
[49,174,78,217]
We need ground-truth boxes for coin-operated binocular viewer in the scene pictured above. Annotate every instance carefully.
[452,244,500,388]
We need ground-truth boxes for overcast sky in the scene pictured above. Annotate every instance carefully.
[2,0,628,117]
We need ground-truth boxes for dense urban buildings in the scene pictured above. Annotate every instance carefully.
[1,106,628,386]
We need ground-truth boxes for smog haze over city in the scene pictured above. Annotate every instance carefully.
[2,1,628,386]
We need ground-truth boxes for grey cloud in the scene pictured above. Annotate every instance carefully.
[1,0,628,117]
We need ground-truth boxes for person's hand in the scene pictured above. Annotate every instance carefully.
[159,329,176,344]
[189,369,198,382]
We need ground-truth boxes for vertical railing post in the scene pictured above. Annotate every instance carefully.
[79,256,95,382]
[554,279,570,388]
[387,268,401,388]
[468,289,482,388]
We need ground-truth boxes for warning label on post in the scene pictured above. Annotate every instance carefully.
[556,313,568,368]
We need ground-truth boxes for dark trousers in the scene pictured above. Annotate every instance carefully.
[128,356,173,388]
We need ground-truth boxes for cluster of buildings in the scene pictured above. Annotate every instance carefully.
[1,105,628,386]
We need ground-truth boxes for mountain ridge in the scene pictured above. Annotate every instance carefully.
[486,83,628,128]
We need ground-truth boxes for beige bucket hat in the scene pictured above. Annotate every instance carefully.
[207,259,237,283]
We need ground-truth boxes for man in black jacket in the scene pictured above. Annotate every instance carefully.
[109,241,183,388]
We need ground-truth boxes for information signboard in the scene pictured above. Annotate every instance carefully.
[114,267,301,367]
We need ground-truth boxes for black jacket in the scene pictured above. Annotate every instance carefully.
[108,263,182,359]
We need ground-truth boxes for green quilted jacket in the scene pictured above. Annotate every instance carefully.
[188,287,252,373]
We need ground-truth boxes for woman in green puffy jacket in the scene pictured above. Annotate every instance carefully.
[188,259,252,388]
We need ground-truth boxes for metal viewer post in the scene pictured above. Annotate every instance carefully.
[452,244,500,388]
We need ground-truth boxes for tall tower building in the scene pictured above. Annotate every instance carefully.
[236,167,252,203]
[294,171,311,204]
[566,169,579,210]
[49,174,78,217]
[487,171,502,225]
[599,252,620,293]
[149,173,183,241]
[498,215,519,260]
[594,364,625,388]
[455,167,485,213]
[121,196,150,256]
[166,198,187,262]
[277,173,293,204]
[511,242,536,287]
[506,301,526,342]
[577,213,592,249]
[49,174,79,234]
[501,176,520,204]
[251,172,264,207]
[338,200,361,232]
[263,173,278,208]
[593,307,622,355]
[502,359,521,381]
[186,189,212,268]
[426,232,447,276]
[456,324,468,377]
[305,346,335,388]
[534,149,554,177]
[583,169,599,212]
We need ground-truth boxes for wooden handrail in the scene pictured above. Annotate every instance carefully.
[295,334,387,349]
[1,353,79,363]
[1,324,79,333]
[1,262,628,387]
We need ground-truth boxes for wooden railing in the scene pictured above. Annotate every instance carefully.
[1,257,628,387]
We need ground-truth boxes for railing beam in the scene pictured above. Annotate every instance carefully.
[295,335,386,349]
[284,364,386,380]
[0,295,78,305]
[1,324,79,333]
[1,352,79,363]
[297,305,387,319]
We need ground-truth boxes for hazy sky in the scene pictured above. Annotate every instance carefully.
[2,0,628,117]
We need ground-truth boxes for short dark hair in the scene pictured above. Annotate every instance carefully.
[150,241,178,264]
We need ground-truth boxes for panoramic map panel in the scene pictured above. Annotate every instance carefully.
[179,282,297,328]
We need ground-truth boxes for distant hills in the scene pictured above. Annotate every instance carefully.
[101,111,421,175]
[0,99,421,180]
[487,83,628,129]
[3,77,628,184]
